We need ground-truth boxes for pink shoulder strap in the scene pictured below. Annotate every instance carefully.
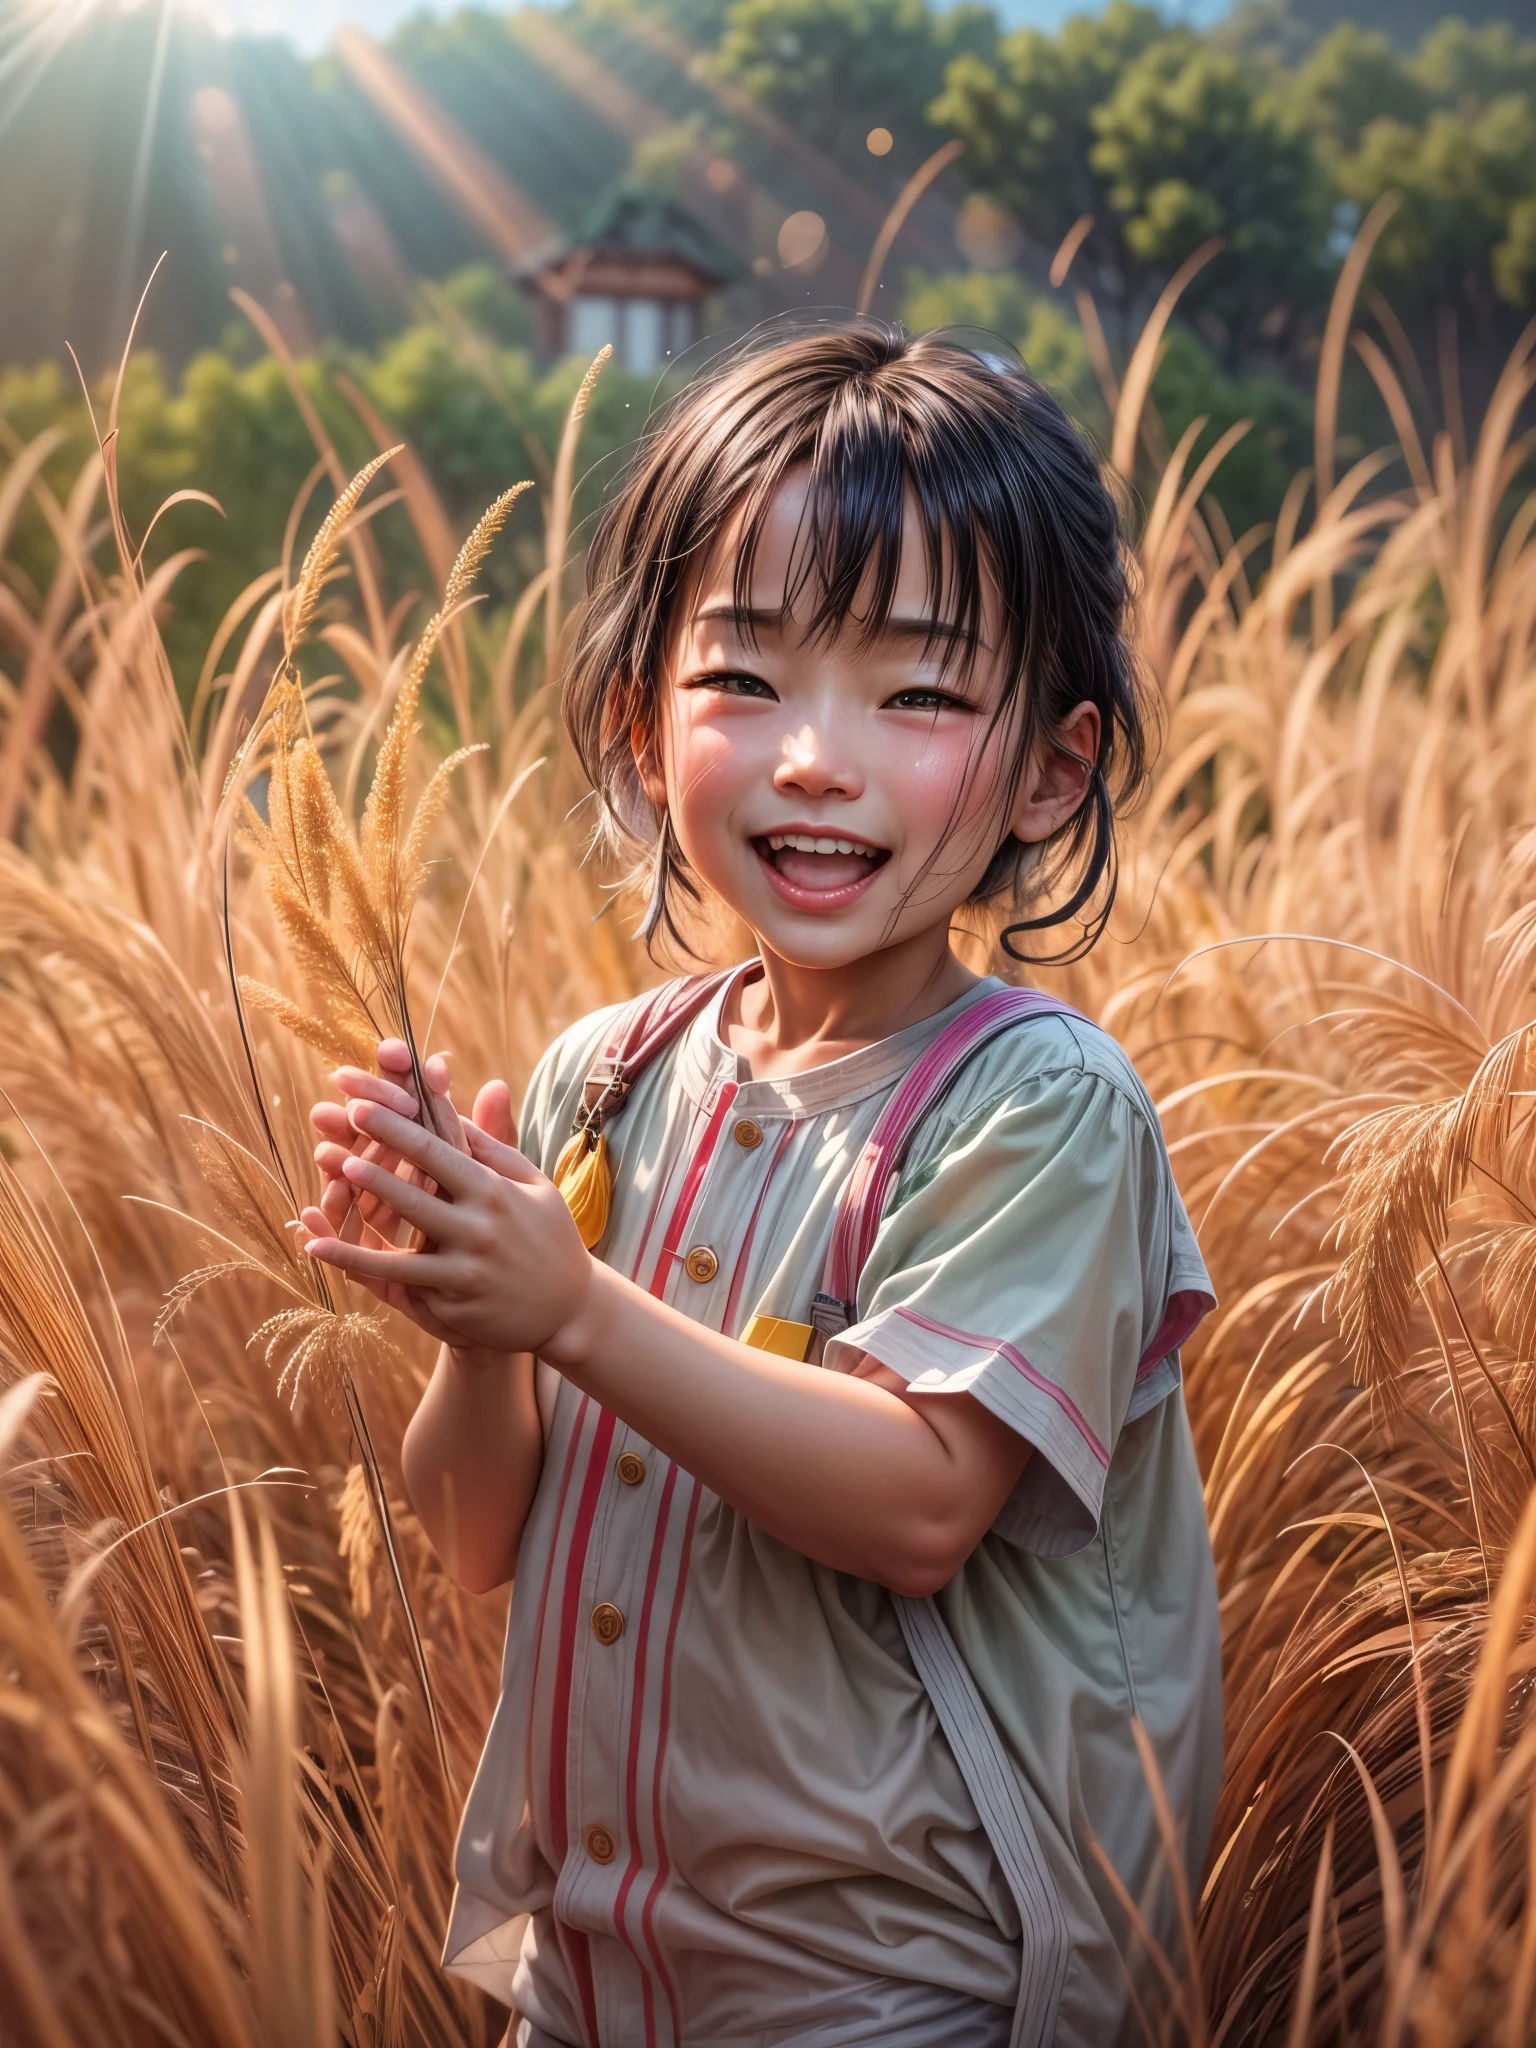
[812,986,1082,1347]
[571,968,736,1148]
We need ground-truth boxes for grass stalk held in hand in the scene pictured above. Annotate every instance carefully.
[222,468,527,1804]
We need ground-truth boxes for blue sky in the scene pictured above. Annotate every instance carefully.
[197,0,1230,56]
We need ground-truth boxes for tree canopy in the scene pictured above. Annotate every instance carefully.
[932,6,1534,367]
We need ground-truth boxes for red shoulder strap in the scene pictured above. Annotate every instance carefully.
[571,967,739,1147]
[813,987,1082,1345]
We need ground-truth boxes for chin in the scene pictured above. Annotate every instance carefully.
[748,914,897,972]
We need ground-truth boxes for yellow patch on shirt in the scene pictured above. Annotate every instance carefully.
[741,1314,814,1361]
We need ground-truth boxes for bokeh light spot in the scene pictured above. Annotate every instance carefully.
[956,196,1022,270]
[777,210,826,271]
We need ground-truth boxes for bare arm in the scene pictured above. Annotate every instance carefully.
[305,1046,543,1593]
[541,1268,1027,1594]
[304,1097,1030,1597]
[399,1343,542,1593]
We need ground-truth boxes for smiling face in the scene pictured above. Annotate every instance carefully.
[637,468,1097,975]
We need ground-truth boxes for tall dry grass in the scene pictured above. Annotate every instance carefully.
[0,233,1533,2045]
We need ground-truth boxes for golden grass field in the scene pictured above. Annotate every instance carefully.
[1,206,1534,2044]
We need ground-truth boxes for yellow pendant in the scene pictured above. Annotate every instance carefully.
[554,1129,613,1249]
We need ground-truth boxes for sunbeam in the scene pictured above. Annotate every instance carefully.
[111,0,175,344]
[0,0,100,141]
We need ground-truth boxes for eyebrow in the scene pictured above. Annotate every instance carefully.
[692,602,981,648]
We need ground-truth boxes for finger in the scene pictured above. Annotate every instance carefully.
[341,1152,462,1236]
[313,1138,356,1180]
[310,1100,353,1141]
[347,1101,481,1195]
[332,1067,419,1116]
[303,1235,456,1286]
[376,1038,414,1075]
[315,1128,401,1173]
[462,1120,542,1183]
[302,1195,395,1251]
[421,1051,467,1150]
[472,1078,517,1149]
[315,1174,415,1246]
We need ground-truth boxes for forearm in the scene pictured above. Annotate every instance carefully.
[400,1344,542,1592]
[543,1264,1021,1594]
[309,1097,1024,1592]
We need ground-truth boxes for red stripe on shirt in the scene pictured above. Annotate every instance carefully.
[542,1080,735,2043]
[525,1391,592,1792]
[639,1475,703,2039]
[583,1085,732,2037]
[645,1081,738,1297]
[893,1304,1112,1467]
[547,1402,617,2046]
[522,1393,597,2040]
[543,1184,670,2047]
[611,1456,682,2048]
[721,1116,798,1334]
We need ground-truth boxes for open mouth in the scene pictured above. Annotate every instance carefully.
[751,829,891,905]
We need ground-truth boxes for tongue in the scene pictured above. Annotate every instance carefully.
[774,847,874,891]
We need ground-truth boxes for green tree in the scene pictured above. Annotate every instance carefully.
[932,5,1326,357]
[1089,35,1327,358]
[1286,19,1536,324]
[709,0,995,170]
[1275,23,1431,158]
[930,2,1165,324]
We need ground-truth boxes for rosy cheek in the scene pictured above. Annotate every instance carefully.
[665,710,760,839]
[887,726,998,852]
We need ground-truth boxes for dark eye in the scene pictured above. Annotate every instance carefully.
[884,686,974,713]
[691,670,778,700]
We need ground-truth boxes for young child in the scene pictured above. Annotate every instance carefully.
[302,326,1222,2048]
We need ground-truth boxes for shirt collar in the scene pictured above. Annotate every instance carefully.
[676,961,1008,1118]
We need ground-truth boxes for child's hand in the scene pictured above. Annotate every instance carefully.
[303,1041,518,1347]
[303,1056,585,1359]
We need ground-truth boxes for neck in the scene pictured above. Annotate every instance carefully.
[724,921,981,1078]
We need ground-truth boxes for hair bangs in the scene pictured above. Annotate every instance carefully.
[721,371,988,689]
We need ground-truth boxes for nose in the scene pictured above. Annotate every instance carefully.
[774,720,865,803]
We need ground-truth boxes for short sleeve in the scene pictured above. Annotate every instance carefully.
[822,1068,1214,1559]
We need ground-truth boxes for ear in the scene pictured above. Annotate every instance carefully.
[630,714,667,810]
[1009,700,1101,845]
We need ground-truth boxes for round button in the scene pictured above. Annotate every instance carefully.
[585,1824,618,1864]
[616,1451,646,1486]
[684,1245,719,1283]
[591,1602,624,1645]
[733,1118,764,1150]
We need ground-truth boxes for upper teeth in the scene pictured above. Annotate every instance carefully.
[766,833,876,856]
